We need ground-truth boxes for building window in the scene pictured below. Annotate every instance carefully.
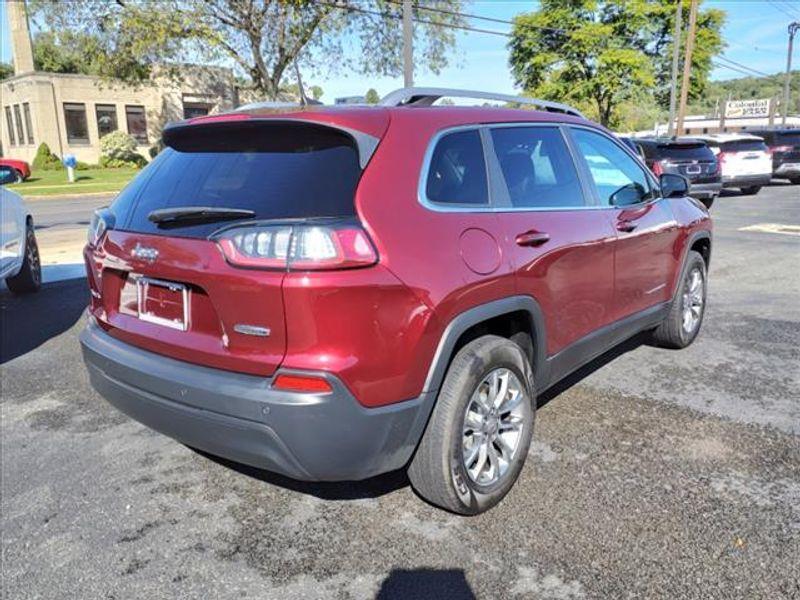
[4,106,15,145]
[95,104,118,138]
[183,103,211,120]
[64,103,90,144]
[13,105,25,145]
[125,105,148,144]
[23,103,34,144]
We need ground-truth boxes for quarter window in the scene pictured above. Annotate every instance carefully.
[125,105,148,144]
[64,103,90,144]
[22,103,34,144]
[4,106,15,145]
[95,104,118,138]
[490,126,585,208]
[425,129,488,206]
[13,105,24,144]
[571,128,655,207]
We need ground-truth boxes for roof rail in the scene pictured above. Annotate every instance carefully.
[379,87,585,119]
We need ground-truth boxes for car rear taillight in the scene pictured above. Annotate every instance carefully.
[87,208,114,248]
[272,373,333,394]
[214,222,378,271]
[771,145,792,153]
[652,160,665,176]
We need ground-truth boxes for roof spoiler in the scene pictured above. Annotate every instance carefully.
[380,87,585,119]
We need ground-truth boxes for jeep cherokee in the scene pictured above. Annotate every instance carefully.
[80,88,712,514]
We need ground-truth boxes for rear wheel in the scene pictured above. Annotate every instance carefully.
[408,335,535,515]
[651,250,706,349]
[13,169,24,183]
[740,186,761,195]
[6,222,42,294]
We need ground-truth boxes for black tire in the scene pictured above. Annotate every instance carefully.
[700,196,715,210]
[740,186,761,195]
[789,177,800,185]
[650,250,706,349]
[13,169,24,183]
[408,335,535,515]
[6,222,42,294]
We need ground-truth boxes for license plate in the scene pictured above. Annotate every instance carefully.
[136,276,189,331]
[685,165,701,175]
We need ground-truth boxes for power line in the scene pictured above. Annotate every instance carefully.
[712,60,763,78]
[767,0,800,20]
[776,0,800,19]
[716,55,771,78]
[385,0,515,27]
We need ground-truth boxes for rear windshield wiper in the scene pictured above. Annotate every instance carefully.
[148,206,256,227]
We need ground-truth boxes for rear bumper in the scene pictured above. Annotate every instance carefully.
[721,173,771,188]
[80,317,434,481]
[688,181,722,198]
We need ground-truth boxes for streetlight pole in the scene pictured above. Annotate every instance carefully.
[667,0,683,137]
[676,0,699,136]
[782,22,799,127]
[403,0,413,88]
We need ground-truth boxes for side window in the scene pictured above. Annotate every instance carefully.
[571,128,655,207]
[490,126,584,208]
[425,129,489,206]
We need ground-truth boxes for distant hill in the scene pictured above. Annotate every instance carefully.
[690,70,800,116]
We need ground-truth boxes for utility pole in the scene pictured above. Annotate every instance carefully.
[667,0,683,137]
[403,0,413,87]
[781,22,799,126]
[676,0,699,136]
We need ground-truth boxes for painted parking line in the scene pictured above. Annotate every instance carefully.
[738,223,800,236]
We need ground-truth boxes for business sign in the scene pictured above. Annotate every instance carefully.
[724,98,771,119]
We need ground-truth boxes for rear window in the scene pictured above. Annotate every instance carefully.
[719,140,768,153]
[656,143,714,161]
[773,132,800,146]
[114,122,361,238]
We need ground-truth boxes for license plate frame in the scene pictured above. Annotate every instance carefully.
[685,164,701,175]
[136,276,190,331]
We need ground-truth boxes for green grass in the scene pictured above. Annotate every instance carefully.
[8,167,140,197]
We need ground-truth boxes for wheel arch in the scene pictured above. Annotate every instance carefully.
[421,296,549,396]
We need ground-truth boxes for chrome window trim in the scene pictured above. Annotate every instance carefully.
[418,122,614,214]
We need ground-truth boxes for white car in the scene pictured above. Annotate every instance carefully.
[690,133,772,195]
[1,165,41,293]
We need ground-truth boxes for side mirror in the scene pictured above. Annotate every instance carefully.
[660,173,689,198]
[0,167,16,186]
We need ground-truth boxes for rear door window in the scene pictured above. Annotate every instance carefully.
[424,129,489,206]
[490,126,585,208]
[116,123,361,239]
[657,144,714,161]
[720,140,768,153]
[570,128,656,207]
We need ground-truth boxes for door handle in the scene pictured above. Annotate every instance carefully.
[515,231,550,247]
[616,220,637,233]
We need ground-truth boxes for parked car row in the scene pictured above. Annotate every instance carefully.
[620,128,800,208]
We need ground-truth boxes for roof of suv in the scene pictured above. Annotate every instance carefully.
[690,133,764,143]
[635,137,707,146]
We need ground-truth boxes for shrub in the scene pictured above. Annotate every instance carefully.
[99,131,147,168]
[32,143,62,171]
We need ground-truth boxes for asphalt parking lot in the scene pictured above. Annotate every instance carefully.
[2,185,799,599]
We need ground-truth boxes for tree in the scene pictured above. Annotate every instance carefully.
[365,88,381,104]
[0,63,13,81]
[32,31,103,75]
[508,0,725,127]
[29,0,466,99]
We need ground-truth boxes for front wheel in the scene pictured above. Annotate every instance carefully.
[740,186,761,195]
[408,335,535,515]
[651,250,706,349]
[6,222,42,294]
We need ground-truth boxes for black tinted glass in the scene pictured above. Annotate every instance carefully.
[773,132,800,146]
[657,144,714,160]
[426,130,488,205]
[721,140,768,152]
[118,125,361,238]
[491,126,584,208]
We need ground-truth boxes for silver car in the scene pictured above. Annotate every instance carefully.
[1,165,41,293]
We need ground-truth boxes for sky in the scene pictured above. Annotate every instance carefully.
[1,0,798,102]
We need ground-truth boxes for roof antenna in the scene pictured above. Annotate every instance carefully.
[294,60,308,107]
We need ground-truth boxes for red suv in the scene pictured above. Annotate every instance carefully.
[81,88,712,514]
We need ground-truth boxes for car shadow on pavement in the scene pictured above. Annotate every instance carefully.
[192,448,411,500]
[376,568,475,600]
[0,278,88,364]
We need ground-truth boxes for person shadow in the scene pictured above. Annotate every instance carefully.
[376,568,476,600]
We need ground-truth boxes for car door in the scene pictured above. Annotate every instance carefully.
[567,127,681,322]
[488,124,616,357]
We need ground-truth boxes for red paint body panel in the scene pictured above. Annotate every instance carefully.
[84,105,712,409]
[0,158,31,179]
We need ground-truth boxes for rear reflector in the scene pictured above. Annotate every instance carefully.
[272,374,333,394]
